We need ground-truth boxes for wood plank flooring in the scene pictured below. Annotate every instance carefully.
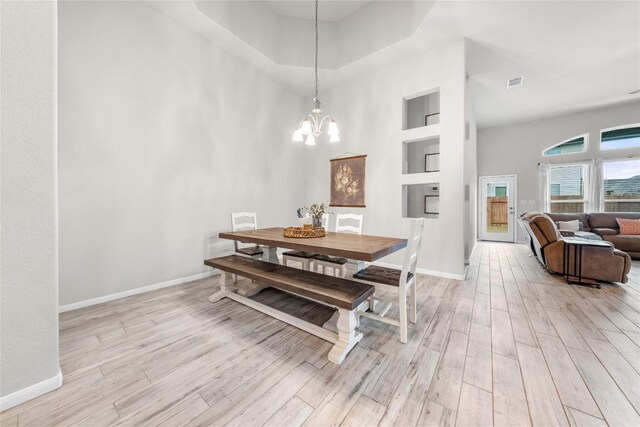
[1,242,639,426]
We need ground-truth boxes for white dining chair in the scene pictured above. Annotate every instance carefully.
[282,213,329,270]
[353,218,425,343]
[230,212,263,272]
[313,213,364,277]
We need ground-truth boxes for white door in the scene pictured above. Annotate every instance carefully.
[479,175,517,242]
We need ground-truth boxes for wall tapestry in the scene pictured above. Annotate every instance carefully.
[330,154,366,207]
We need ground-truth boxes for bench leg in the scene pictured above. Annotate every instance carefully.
[209,271,238,303]
[237,281,268,297]
[328,308,363,364]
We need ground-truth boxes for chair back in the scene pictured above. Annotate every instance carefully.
[231,212,258,251]
[401,218,425,285]
[335,213,364,234]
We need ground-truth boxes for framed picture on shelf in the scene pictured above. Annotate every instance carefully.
[424,195,439,215]
[425,112,440,126]
[424,153,440,173]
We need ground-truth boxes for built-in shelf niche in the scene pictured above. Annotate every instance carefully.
[402,137,440,174]
[402,183,440,219]
[403,89,440,130]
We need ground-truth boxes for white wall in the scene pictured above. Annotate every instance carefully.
[478,101,640,241]
[302,40,468,278]
[58,1,306,306]
[0,1,62,407]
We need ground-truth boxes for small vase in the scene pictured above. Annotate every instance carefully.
[312,217,322,228]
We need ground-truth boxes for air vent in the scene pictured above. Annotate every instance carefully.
[507,76,524,89]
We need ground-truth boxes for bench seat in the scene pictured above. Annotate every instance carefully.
[205,255,374,310]
[204,255,375,364]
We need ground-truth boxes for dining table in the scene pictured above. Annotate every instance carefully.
[219,226,407,270]
[205,227,407,363]
[214,226,408,327]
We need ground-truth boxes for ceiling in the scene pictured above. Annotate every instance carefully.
[263,1,370,22]
[150,1,640,129]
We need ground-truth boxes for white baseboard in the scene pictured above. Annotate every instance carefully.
[373,261,466,281]
[0,368,63,411]
[59,270,219,313]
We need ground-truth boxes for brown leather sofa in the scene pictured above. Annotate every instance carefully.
[545,212,640,259]
[520,213,631,284]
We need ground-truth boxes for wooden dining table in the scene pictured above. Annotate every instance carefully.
[204,227,408,362]
[219,226,407,271]
[215,226,407,323]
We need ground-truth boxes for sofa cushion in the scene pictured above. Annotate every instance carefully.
[546,213,590,231]
[573,231,603,241]
[603,235,640,253]
[591,227,618,236]
[557,220,581,232]
[617,218,640,235]
[588,212,640,229]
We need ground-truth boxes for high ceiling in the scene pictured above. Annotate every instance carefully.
[263,0,370,22]
[150,1,640,129]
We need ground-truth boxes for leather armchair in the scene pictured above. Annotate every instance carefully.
[520,213,631,284]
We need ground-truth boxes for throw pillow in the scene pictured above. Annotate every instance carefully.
[556,220,580,232]
[617,218,640,235]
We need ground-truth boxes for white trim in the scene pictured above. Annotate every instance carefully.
[59,270,218,313]
[542,133,588,157]
[600,122,640,134]
[372,261,465,281]
[0,368,63,411]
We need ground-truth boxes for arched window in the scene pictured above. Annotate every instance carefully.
[542,134,587,156]
[601,124,640,151]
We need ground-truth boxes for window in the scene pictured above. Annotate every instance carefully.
[548,164,589,213]
[603,158,640,212]
[601,125,640,151]
[543,135,587,156]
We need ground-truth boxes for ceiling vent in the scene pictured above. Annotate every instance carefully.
[507,76,524,89]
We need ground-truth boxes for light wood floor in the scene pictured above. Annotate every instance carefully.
[2,242,640,427]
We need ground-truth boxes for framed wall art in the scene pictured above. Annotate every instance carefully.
[330,154,366,207]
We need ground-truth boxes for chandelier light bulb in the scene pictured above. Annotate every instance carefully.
[292,130,303,142]
[305,134,316,146]
[300,120,312,136]
[328,120,339,136]
[329,134,340,143]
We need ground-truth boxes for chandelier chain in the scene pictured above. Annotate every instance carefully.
[314,0,319,102]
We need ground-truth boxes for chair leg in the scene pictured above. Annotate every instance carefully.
[399,285,408,344]
[410,282,417,324]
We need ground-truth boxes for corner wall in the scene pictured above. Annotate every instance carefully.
[478,101,640,241]
[0,1,62,408]
[58,1,306,306]
[464,81,478,262]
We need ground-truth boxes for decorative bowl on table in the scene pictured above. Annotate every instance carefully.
[283,226,326,238]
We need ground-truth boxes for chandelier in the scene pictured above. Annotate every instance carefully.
[292,0,339,146]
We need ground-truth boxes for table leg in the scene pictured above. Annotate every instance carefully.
[261,246,279,264]
[564,243,569,283]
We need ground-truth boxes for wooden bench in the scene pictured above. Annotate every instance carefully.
[204,255,375,364]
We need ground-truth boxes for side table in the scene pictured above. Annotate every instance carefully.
[562,237,613,288]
